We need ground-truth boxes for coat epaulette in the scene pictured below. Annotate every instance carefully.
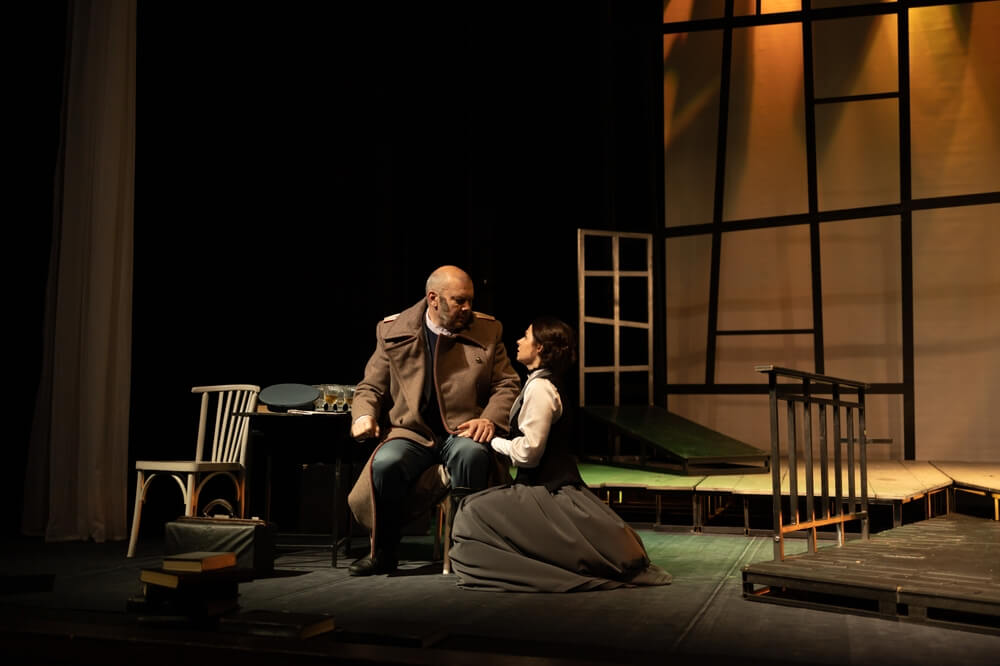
[382,313,400,322]
[474,312,495,321]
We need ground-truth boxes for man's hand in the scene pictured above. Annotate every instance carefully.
[457,417,495,444]
[351,415,379,441]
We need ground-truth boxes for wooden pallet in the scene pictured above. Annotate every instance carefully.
[742,513,1000,635]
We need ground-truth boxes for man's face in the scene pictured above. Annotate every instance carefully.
[430,280,474,331]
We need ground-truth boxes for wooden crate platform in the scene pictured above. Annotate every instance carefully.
[742,513,1000,635]
[933,461,1000,520]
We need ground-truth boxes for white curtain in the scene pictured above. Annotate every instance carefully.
[23,0,136,542]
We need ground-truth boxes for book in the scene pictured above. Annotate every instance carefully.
[218,609,335,639]
[130,587,240,619]
[162,551,237,573]
[132,569,246,621]
[141,580,240,604]
[139,566,255,590]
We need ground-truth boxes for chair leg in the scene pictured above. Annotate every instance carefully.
[238,474,247,518]
[441,489,470,575]
[185,473,196,516]
[441,499,453,575]
[127,471,145,558]
[432,502,444,562]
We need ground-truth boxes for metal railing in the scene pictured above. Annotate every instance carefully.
[756,365,870,560]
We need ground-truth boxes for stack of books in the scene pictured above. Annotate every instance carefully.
[131,551,255,621]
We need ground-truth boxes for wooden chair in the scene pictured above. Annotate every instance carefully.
[126,384,260,558]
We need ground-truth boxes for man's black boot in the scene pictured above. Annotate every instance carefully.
[348,547,398,576]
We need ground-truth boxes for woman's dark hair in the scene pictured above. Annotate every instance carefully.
[530,316,577,377]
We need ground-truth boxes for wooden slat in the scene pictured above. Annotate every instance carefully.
[900,460,953,494]
[866,460,930,501]
[931,461,1000,494]
[698,471,783,495]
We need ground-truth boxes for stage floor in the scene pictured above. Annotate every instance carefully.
[580,459,1000,501]
[579,460,1000,531]
[2,521,999,665]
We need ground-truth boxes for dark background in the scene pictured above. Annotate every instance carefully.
[13,1,663,535]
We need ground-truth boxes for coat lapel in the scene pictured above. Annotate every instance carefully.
[381,303,428,419]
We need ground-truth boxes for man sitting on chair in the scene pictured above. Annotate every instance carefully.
[347,265,521,576]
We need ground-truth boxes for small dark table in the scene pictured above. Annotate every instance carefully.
[239,409,356,567]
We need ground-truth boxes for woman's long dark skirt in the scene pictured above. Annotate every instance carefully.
[449,484,672,592]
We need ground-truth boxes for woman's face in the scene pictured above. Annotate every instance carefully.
[516,325,543,369]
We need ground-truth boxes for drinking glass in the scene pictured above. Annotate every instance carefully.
[323,385,339,412]
[333,385,347,412]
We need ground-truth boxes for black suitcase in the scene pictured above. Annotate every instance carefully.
[164,516,276,574]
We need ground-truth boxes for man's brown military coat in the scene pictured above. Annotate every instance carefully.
[347,299,520,552]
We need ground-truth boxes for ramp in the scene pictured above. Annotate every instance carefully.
[583,405,769,476]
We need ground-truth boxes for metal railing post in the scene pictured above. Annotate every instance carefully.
[755,365,870,561]
[768,372,782,561]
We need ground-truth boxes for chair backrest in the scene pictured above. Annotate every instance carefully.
[192,385,261,465]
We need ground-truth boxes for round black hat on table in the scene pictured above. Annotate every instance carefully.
[258,383,320,412]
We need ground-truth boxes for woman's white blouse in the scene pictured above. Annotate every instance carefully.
[490,375,562,468]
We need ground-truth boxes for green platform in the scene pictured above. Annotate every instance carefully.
[578,462,701,491]
[584,405,770,476]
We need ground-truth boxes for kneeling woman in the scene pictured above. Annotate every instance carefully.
[450,316,672,592]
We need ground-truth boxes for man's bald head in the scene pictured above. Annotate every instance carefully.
[426,265,474,331]
[425,265,473,296]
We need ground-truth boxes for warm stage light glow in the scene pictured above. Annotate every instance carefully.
[909,1,1000,198]
[663,0,728,24]
[760,0,802,13]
